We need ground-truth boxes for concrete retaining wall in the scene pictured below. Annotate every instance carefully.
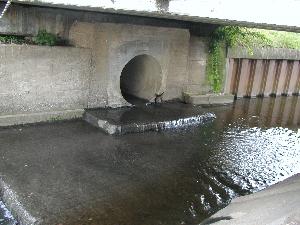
[0,44,92,125]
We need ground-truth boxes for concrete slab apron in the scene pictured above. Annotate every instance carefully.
[83,103,216,135]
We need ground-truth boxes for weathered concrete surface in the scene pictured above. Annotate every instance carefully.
[201,174,300,225]
[186,36,211,94]
[69,22,190,107]
[0,44,91,126]
[183,93,234,105]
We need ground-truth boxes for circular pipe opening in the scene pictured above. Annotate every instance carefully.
[120,54,163,105]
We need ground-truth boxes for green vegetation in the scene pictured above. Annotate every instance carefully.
[34,30,58,46]
[207,26,300,92]
[0,35,25,44]
[0,30,59,46]
[253,29,300,50]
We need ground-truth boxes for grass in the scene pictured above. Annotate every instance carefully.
[248,28,300,50]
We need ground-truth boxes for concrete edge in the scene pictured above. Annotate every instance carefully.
[228,47,300,60]
[0,109,84,127]
[0,178,41,225]
[84,111,216,135]
[83,112,121,135]
[183,93,235,105]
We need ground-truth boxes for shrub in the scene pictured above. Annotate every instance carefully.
[0,35,25,44]
[34,30,57,46]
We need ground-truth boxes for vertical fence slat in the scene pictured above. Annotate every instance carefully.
[232,59,242,95]
[224,58,234,94]
[275,60,287,96]
[250,60,264,97]
[294,62,300,95]
[246,60,256,97]
[283,61,294,95]
[264,60,276,97]
[287,61,300,95]
[260,60,270,96]
[236,59,250,98]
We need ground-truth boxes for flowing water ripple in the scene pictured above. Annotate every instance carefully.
[0,201,16,225]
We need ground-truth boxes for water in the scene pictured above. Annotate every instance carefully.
[99,96,300,225]
[0,201,15,225]
[0,96,299,224]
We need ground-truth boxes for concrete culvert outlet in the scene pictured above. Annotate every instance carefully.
[120,54,163,104]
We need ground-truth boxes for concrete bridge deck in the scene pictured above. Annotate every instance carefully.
[11,0,300,32]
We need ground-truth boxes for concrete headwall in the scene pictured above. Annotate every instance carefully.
[69,22,190,107]
[0,44,92,126]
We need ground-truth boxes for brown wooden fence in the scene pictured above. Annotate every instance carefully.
[225,59,300,98]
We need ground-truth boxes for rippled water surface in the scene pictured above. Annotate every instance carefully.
[0,97,299,225]
[0,201,15,225]
[115,96,300,225]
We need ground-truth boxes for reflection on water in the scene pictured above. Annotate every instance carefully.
[180,96,300,223]
[0,201,15,225]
